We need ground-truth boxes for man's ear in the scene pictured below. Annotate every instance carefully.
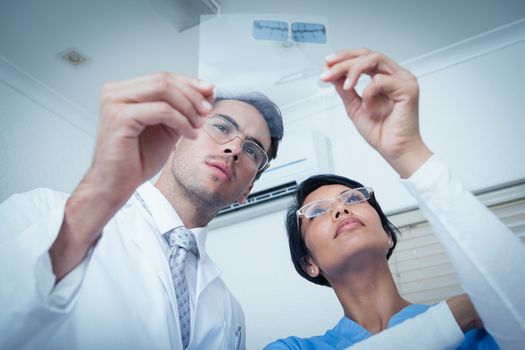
[300,256,320,278]
[237,183,253,205]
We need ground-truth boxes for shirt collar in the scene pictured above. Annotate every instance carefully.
[334,303,431,338]
[136,182,208,256]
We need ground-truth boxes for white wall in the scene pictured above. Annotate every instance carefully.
[207,22,525,349]
[0,57,96,202]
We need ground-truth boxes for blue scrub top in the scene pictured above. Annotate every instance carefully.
[265,304,498,349]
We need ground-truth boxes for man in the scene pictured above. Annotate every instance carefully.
[0,73,283,349]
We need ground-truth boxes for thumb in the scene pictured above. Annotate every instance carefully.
[333,76,362,118]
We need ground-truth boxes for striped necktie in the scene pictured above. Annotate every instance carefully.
[165,226,198,348]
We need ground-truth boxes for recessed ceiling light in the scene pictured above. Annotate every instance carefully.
[59,48,89,66]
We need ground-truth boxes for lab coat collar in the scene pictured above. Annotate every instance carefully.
[136,182,208,258]
[135,182,221,295]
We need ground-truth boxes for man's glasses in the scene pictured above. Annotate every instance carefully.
[204,114,269,171]
[296,187,373,223]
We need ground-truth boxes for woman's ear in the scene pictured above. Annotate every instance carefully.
[301,256,320,278]
[383,228,394,248]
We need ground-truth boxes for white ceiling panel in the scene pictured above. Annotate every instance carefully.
[1,0,524,118]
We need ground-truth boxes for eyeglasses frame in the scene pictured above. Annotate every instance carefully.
[203,114,270,172]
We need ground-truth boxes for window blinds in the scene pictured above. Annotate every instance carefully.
[387,184,525,305]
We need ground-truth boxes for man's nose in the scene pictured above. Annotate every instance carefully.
[223,136,243,161]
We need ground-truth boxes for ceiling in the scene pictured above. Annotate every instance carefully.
[1,0,525,120]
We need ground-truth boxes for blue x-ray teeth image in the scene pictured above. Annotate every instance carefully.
[292,22,327,43]
[253,20,289,41]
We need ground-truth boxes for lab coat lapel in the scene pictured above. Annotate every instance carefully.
[126,214,171,290]
[131,187,184,318]
[126,216,185,348]
[125,204,182,334]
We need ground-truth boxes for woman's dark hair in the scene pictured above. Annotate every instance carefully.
[286,174,400,287]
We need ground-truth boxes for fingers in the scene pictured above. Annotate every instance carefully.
[116,102,199,140]
[321,48,418,110]
[188,78,215,101]
[101,72,214,128]
[362,72,419,104]
[321,49,405,91]
[324,48,372,67]
[333,76,362,118]
[361,74,396,101]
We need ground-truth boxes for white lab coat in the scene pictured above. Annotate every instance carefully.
[0,186,245,350]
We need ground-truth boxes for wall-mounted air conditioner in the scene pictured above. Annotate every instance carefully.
[209,129,333,229]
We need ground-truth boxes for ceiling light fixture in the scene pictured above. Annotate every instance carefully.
[59,48,89,66]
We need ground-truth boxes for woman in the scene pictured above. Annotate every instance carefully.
[265,49,525,349]
[267,170,494,349]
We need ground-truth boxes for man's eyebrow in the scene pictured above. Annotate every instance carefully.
[217,114,240,130]
[216,113,267,151]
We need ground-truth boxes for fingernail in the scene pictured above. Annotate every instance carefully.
[201,100,213,113]
[325,54,337,62]
[320,70,330,81]
[196,80,213,90]
[343,78,351,90]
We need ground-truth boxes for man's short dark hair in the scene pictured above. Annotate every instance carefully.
[286,174,399,287]
[214,91,284,180]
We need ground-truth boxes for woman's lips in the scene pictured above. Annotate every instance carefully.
[335,218,364,237]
